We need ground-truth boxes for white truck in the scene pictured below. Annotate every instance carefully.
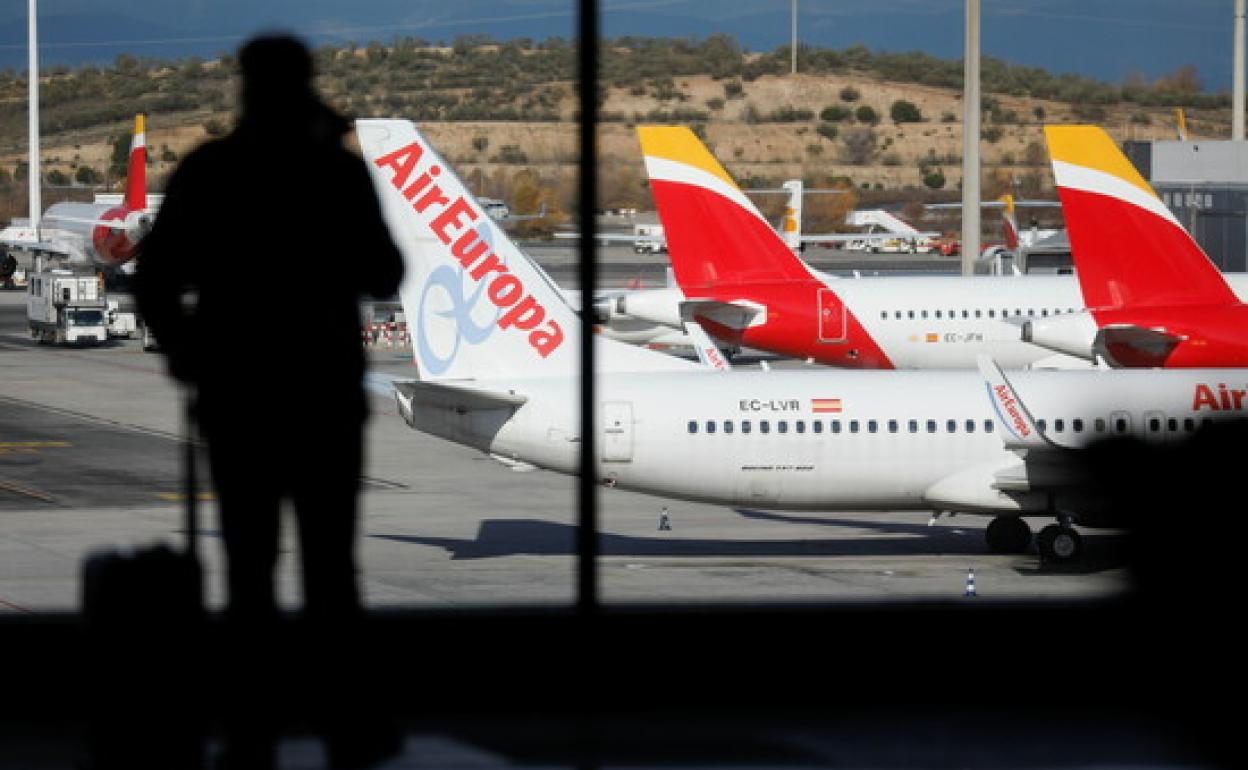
[632,223,666,254]
[27,269,108,345]
[105,299,137,339]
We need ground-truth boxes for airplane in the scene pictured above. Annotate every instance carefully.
[357,117,1248,564]
[1022,125,1248,367]
[0,114,153,271]
[633,125,1248,370]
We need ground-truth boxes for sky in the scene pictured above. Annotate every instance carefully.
[0,0,1240,91]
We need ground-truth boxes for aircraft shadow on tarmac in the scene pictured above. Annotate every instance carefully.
[366,515,1106,562]
[734,508,1129,576]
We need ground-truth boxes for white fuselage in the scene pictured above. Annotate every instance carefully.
[622,273,1248,369]
[408,368,1239,515]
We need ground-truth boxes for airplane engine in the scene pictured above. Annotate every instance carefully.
[1021,312,1099,361]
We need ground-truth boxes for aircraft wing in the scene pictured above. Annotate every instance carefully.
[0,236,87,262]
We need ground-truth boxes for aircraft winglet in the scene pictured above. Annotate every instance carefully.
[682,321,732,371]
[976,355,1054,451]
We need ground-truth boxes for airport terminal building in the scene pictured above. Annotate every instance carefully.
[1125,139,1248,272]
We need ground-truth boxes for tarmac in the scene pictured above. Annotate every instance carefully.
[0,253,1128,615]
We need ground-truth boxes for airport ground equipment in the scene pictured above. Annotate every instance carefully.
[105,300,137,339]
[27,268,108,345]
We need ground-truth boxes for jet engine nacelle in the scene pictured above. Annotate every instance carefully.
[1021,312,1100,361]
[614,287,684,328]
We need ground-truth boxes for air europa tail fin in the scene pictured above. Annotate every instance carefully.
[124,114,147,212]
[356,119,694,382]
[638,126,813,289]
[1045,125,1236,308]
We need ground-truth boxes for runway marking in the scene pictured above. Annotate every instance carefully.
[0,394,183,443]
[0,479,58,504]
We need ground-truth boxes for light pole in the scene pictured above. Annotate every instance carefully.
[961,0,981,275]
[28,0,40,232]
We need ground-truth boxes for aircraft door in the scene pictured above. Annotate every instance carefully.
[817,289,847,343]
[601,401,634,463]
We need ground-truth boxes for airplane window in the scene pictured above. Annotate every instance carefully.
[778,421,788,434]
[795,421,805,434]
[1184,418,1196,431]
[965,419,975,433]
[1014,309,1021,316]
[894,311,902,319]
[1148,418,1160,432]
[908,311,914,319]
[1041,309,1049,317]
[724,421,734,434]
[1027,309,1035,316]
[688,421,697,434]
[849,420,860,433]
[706,420,717,434]
[760,421,770,434]
[984,420,994,433]
[831,420,841,434]
[974,310,982,318]
[946,419,956,433]
[987,310,995,318]
[921,310,928,319]
[867,420,878,433]
[935,310,942,319]
[1114,418,1128,433]
[908,420,918,433]
[742,420,752,434]
[1095,419,1107,432]
[880,311,887,320]
[926,420,937,433]
[887,420,898,433]
[949,309,955,318]
[1073,419,1084,432]
[961,310,968,319]
[1054,419,1064,433]
[1037,419,1047,432]
[813,421,823,434]
[1167,418,1178,432]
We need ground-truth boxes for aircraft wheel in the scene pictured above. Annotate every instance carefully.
[1037,525,1083,564]
[985,516,1031,554]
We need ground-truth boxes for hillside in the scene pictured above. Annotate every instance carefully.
[0,37,1234,230]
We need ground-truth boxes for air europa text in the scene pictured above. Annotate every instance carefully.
[374,141,564,357]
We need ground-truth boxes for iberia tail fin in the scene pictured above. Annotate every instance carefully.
[124,114,147,212]
[638,126,813,289]
[356,119,695,382]
[1045,125,1236,308]
[999,194,1019,251]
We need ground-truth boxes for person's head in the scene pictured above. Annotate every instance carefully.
[237,33,316,119]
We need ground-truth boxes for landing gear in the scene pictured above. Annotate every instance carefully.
[985,516,1031,554]
[1037,524,1083,565]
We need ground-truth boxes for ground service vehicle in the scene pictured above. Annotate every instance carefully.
[27,269,108,345]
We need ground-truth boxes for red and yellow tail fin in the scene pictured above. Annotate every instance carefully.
[1045,125,1235,308]
[124,114,147,212]
[637,126,811,289]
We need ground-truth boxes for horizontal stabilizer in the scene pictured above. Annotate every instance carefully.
[394,379,528,412]
[679,299,764,331]
[1095,325,1185,368]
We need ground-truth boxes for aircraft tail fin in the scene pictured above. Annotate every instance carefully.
[780,180,803,252]
[638,126,813,290]
[357,119,694,382]
[124,114,147,211]
[1045,125,1237,308]
[999,194,1019,251]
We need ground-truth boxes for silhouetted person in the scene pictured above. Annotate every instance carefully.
[134,33,403,769]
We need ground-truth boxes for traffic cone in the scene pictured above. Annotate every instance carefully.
[964,568,977,597]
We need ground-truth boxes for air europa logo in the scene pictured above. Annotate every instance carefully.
[992,383,1031,438]
[1193,383,1248,411]
[374,140,564,359]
